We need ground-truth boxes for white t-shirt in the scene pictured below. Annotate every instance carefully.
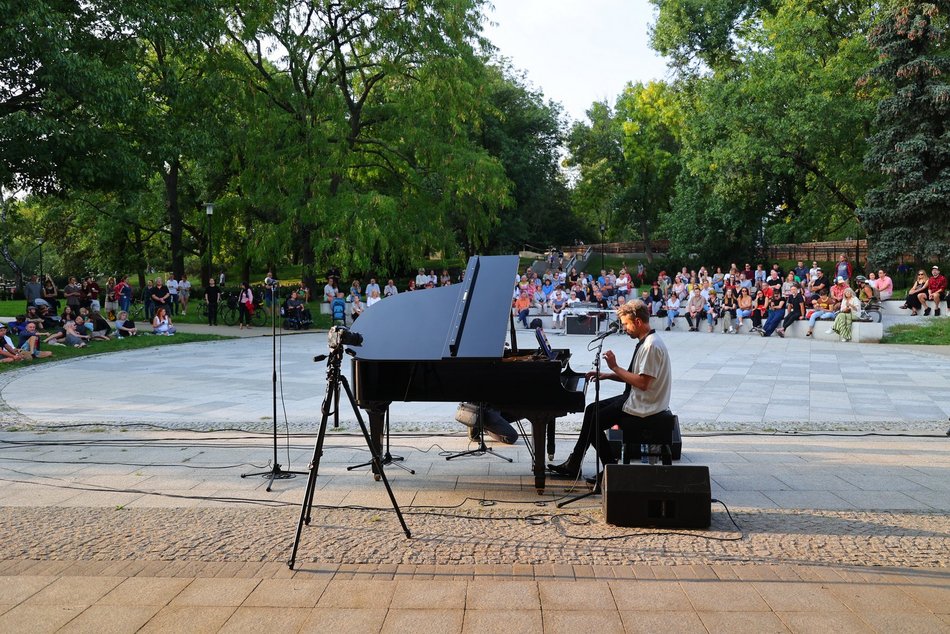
[623,333,672,417]
[166,279,179,294]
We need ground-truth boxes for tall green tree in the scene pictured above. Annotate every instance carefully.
[566,82,682,262]
[860,0,950,265]
[225,0,510,286]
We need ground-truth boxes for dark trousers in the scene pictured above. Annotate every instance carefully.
[207,302,218,326]
[685,310,706,329]
[762,309,784,336]
[781,312,800,330]
[518,308,529,328]
[570,394,640,467]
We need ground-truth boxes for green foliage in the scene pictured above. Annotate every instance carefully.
[859,0,950,267]
[566,82,683,260]
[652,0,880,263]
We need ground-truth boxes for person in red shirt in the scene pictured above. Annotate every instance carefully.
[924,266,947,316]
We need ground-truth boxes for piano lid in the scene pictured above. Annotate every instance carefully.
[350,255,519,361]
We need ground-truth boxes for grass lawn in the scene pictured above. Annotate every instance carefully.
[0,331,230,373]
[882,317,950,345]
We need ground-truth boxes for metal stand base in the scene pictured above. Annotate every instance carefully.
[348,408,415,476]
[241,464,307,492]
[444,404,513,463]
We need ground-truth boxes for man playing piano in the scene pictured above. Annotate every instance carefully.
[548,299,672,482]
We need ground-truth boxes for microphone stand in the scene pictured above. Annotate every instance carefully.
[242,280,307,491]
[557,329,609,508]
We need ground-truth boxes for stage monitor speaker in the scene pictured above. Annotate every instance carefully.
[565,315,598,335]
[603,465,711,529]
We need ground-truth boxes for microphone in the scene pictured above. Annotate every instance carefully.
[592,321,620,340]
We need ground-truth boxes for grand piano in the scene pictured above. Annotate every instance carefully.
[350,255,587,492]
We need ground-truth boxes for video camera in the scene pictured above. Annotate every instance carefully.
[327,325,363,348]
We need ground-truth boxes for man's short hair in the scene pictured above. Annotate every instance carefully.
[618,299,649,323]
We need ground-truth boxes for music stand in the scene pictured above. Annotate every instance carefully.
[242,280,307,491]
[347,406,415,475]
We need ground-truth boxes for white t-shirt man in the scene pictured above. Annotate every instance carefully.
[622,333,672,417]
[166,278,179,296]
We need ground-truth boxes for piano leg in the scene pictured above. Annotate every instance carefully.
[530,416,550,494]
[546,419,556,461]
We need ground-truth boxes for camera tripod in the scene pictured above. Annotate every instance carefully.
[288,342,411,570]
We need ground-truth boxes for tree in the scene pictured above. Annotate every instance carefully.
[566,82,683,262]
[860,0,950,265]
[225,0,510,286]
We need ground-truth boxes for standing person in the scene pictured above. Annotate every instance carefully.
[835,254,853,281]
[150,278,171,317]
[165,274,179,316]
[204,278,221,326]
[116,275,133,313]
[143,280,155,320]
[42,276,59,314]
[237,281,254,329]
[64,276,82,311]
[104,276,118,319]
[23,275,42,309]
[548,300,672,481]
[219,270,226,286]
[178,274,191,315]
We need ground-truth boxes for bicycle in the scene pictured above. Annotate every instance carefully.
[860,298,882,323]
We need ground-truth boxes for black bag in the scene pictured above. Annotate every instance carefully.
[656,309,667,317]
[529,318,543,329]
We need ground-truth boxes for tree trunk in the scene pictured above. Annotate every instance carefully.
[163,159,185,279]
[641,220,654,263]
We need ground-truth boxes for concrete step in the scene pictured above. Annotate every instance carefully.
[881,299,949,316]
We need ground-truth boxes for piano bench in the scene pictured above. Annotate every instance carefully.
[616,416,676,466]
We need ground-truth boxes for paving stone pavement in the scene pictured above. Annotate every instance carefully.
[0,332,948,632]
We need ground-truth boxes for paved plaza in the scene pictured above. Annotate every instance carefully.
[0,328,947,632]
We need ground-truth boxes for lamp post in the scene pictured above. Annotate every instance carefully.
[205,202,214,281]
[38,238,45,279]
[600,223,606,272]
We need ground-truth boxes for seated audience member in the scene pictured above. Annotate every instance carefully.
[751,289,769,331]
[781,272,796,297]
[809,267,828,298]
[775,284,805,337]
[923,266,946,316]
[720,288,738,333]
[414,268,428,288]
[285,291,306,319]
[88,312,113,340]
[152,306,176,335]
[65,316,91,347]
[855,276,878,304]
[664,292,681,331]
[514,291,532,328]
[366,289,381,308]
[405,279,417,292]
[550,288,569,328]
[736,287,753,328]
[760,292,786,337]
[0,325,24,362]
[875,269,894,301]
[350,294,364,321]
[114,311,137,337]
[383,279,398,297]
[18,322,53,358]
[323,278,338,304]
[829,288,862,342]
[806,289,838,337]
[684,288,706,332]
[647,283,664,315]
[705,290,721,332]
[365,278,380,298]
[831,276,848,302]
[902,270,930,315]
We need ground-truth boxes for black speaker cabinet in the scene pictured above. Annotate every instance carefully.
[603,464,711,529]
[565,315,598,335]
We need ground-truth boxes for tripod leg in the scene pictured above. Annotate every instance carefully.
[288,376,336,569]
[340,376,411,538]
